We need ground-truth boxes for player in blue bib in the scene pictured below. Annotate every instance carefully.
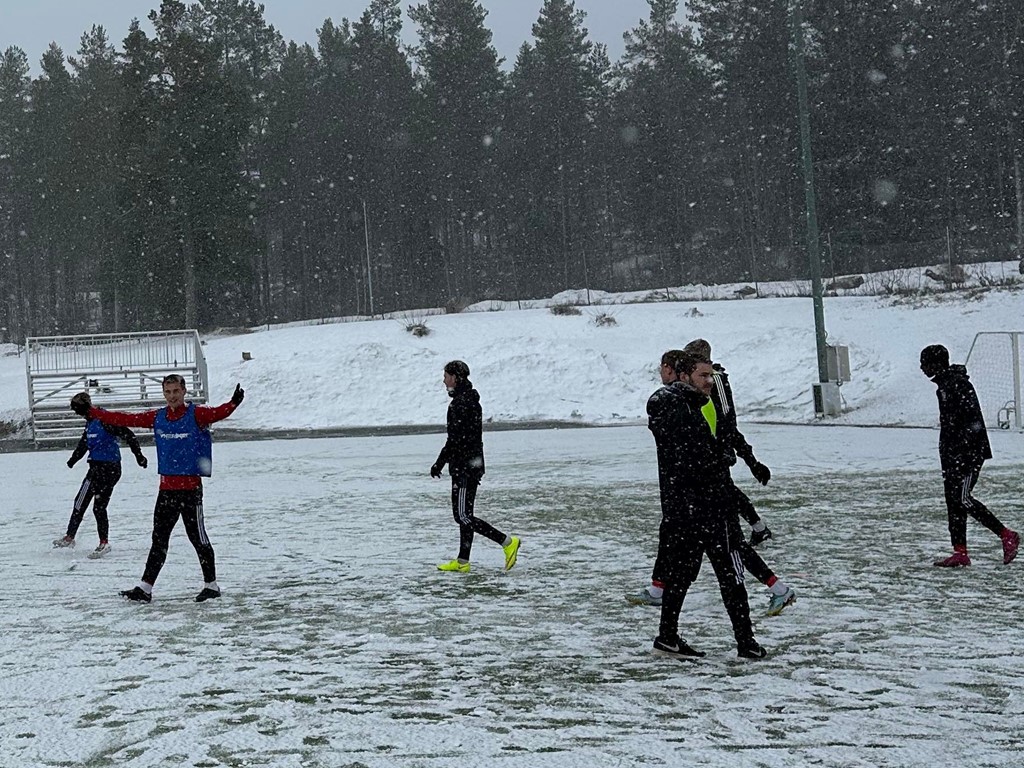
[54,392,148,558]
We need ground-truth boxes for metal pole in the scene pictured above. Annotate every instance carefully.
[1013,332,1022,430]
[362,199,375,318]
[582,247,591,305]
[791,0,829,383]
[946,226,953,275]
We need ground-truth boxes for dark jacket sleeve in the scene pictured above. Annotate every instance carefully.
[435,391,485,479]
[712,371,755,464]
[104,423,145,460]
[647,388,692,516]
[68,429,89,467]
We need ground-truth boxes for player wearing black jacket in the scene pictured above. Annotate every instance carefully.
[649,351,764,660]
[430,360,520,573]
[631,343,795,616]
[684,339,773,545]
[921,345,1019,566]
[53,392,148,558]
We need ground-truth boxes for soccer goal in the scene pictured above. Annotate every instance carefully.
[25,330,208,443]
[966,331,1023,431]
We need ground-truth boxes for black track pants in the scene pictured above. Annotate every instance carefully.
[942,466,1004,549]
[657,507,756,650]
[451,476,505,561]
[653,489,775,587]
[141,488,216,586]
[66,462,122,541]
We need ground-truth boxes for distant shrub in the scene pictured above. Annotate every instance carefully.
[398,312,431,337]
[860,268,918,296]
[550,303,582,316]
[684,307,703,318]
[0,418,25,438]
[976,265,1020,288]
[591,311,618,327]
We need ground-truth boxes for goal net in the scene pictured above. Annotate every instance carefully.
[965,332,1023,430]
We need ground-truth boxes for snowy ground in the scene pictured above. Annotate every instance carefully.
[3,424,1022,767]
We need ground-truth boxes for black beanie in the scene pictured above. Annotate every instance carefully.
[444,360,470,379]
[920,344,949,370]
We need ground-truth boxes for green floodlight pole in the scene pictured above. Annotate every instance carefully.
[791,0,829,384]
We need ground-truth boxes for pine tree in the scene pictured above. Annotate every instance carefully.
[614,0,713,285]
[26,44,77,332]
[500,0,607,293]
[350,0,418,312]
[254,40,317,323]
[689,0,803,279]
[69,26,124,332]
[409,0,504,301]
[0,47,31,341]
[147,0,255,329]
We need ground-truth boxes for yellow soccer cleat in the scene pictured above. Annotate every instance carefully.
[502,536,521,571]
[437,559,470,573]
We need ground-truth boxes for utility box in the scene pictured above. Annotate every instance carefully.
[826,345,851,383]
[813,381,842,417]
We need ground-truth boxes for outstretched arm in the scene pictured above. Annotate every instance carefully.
[86,408,158,430]
[105,424,148,467]
[193,384,244,428]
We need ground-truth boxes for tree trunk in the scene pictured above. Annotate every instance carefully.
[184,237,198,330]
[1014,141,1023,255]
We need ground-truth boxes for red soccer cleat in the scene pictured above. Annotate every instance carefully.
[933,551,971,568]
[1002,530,1020,565]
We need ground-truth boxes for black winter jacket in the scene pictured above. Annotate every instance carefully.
[931,364,992,470]
[434,379,485,481]
[647,380,731,518]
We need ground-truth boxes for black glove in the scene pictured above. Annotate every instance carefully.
[749,461,771,486]
[231,383,245,406]
[67,459,75,469]
[136,454,148,469]
[70,398,90,417]
[430,464,442,479]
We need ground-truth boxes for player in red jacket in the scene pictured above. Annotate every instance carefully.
[73,374,244,602]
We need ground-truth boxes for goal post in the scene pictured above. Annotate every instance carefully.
[26,330,208,443]
[965,331,1023,431]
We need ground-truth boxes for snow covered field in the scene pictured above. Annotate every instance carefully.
[2,424,1022,767]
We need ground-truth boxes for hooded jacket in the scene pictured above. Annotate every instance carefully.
[434,378,485,481]
[931,363,992,469]
[648,380,731,518]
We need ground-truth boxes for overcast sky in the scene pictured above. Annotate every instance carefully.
[0,0,687,71]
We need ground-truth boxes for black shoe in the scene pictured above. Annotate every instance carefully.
[653,635,706,659]
[120,586,151,603]
[195,588,221,603]
[749,526,773,547]
[737,642,768,659]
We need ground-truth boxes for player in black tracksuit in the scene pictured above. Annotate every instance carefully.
[431,360,520,572]
[684,339,774,545]
[55,393,147,555]
[921,344,1019,566]
[649,351,763,659]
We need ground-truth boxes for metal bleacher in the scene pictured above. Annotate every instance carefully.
[27,330,208,443]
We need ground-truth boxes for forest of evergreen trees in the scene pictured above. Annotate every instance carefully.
[0,0,1021,339]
